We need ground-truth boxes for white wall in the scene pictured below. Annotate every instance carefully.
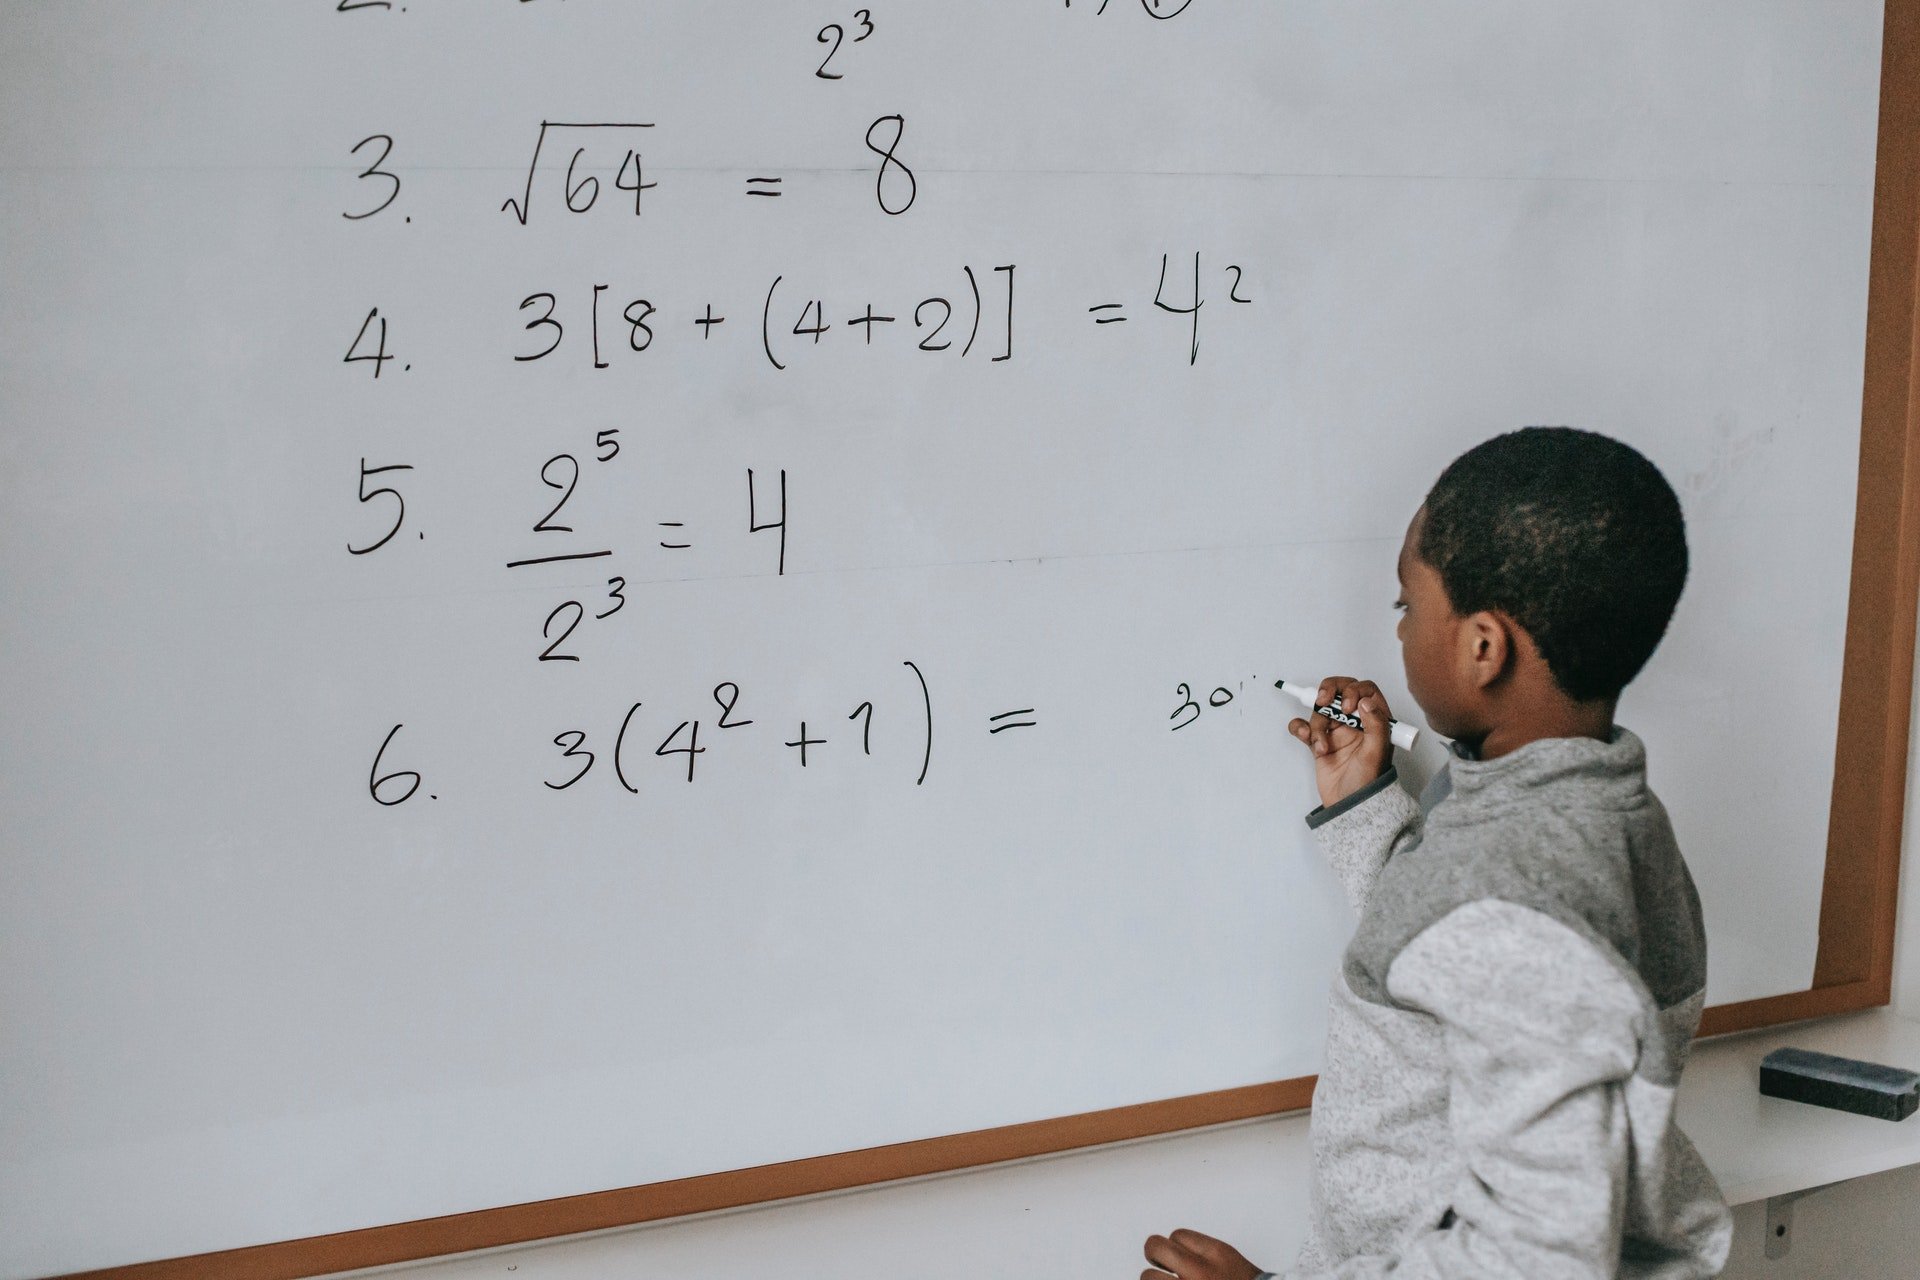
[332,591,1920,1280]
[1712,674,1920,1280]
[1720,1162,1920,1280]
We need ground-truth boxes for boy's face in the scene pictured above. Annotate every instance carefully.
[1396,507,1478,740]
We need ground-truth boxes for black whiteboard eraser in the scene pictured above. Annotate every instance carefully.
[1759,1047,1920,1121]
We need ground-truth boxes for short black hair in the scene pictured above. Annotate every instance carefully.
[1417,426,1688,702]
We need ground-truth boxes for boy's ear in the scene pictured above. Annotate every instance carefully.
[1459,609,1516,690]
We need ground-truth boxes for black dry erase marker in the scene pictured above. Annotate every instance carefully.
[1275,679,1420,750]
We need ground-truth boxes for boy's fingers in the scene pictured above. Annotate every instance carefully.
[1345,683,1382,731]
[1287,717,1311,743]
[1311,676,1395,755]
[1143,1233,1202,1276]
[1339,680,1380,725]
[1308,677,1353,755]
[1357,693,1390,739]
[1169,1229,1227,1259]
[1318,710,1357,757]
[1303,706,1327,753]
[1316,675,1355,710]
[1316,674,1366,722]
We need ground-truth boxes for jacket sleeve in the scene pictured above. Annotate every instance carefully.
[1305,766,1422,917]
[1287,899,1647,1280]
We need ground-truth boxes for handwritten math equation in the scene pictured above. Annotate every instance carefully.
[502,266,1018,371]
[497,116,921,221]
[365,659,1046,805]
[333,2,1199,53]
[344,112,1258,369]
[344,253,1250,373]
[350,419,789,645]
[329,2,1238,808]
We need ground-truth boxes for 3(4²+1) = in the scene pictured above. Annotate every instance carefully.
[535,675,1034,794]
[362,664,1039,806]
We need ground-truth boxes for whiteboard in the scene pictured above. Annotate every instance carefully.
[0,2,1884,1274]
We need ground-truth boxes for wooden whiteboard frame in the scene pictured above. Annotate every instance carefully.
[58,4,1920,1277]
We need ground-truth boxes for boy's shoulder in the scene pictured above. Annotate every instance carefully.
[1341,727,1707,1019]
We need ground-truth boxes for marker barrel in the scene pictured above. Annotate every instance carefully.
[1275,680,1421,751]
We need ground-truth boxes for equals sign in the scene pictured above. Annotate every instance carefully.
[988,708,1037,734]
[1088,303,1126,324]
[746,177,782,198]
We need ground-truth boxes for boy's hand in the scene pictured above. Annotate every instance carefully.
[1287,675,1394,810]
[1141,1228,1262,1280]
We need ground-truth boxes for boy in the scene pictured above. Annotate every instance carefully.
[1142,427,1733,1279]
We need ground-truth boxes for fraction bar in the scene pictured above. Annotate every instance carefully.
[505,550,615,569]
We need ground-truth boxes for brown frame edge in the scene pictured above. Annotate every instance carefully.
[56,1077,1316,1280]
[1808,0,1920,993]
[52,3,1920,1278]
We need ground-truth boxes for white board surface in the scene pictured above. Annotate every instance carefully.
[0,2,1884,1274]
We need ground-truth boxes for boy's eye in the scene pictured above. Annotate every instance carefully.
[1392,598,1408,612]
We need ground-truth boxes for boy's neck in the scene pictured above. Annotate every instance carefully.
[1467,699,1617,761]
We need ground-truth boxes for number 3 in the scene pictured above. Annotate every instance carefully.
[344,134,400,220]
[596,576,626,620]
[545,730,595,790]
[517,293,563,362]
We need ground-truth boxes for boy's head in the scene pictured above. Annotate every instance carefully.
[1395,427,1688,745]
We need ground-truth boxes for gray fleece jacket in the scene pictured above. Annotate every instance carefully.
[1274,727,1733,1279]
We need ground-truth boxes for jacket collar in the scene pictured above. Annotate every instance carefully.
[1441,725,1647,811]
